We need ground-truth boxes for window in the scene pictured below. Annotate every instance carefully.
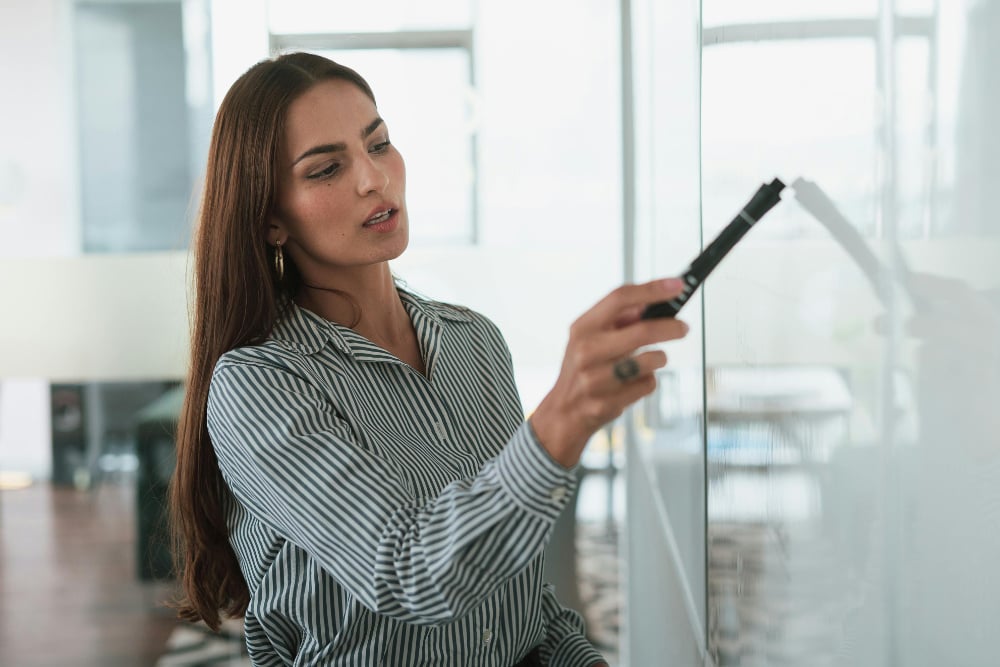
[73,0,212,253]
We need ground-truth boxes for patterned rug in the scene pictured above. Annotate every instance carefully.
[155,619,248,666]
[575,520,622,665]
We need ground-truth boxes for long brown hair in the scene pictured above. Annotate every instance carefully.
[169,52,375,631]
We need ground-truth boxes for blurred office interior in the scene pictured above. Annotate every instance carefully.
[1,0,997,665]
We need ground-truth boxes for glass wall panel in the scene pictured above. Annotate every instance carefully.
[696,0,1000,665]
[699,4,888,664]
[626,0,706,664]
[631,0,998,665]
[888,1,1000,664]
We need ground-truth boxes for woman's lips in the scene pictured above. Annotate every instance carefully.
[363,208,394,226]
[362,208,399,232]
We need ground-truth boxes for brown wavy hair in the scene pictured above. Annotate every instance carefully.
[168,52,375,631]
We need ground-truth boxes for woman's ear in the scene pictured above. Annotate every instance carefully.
[267,219,287,247]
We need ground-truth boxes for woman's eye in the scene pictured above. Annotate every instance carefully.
[307,163,339,180]
[370,140,391,154]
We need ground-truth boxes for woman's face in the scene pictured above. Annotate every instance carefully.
[270,78,408,279]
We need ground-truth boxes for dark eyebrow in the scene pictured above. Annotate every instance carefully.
[292,117,385,166]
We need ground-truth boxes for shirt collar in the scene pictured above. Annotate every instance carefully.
[269,288,474,357]
[398,288,476,326]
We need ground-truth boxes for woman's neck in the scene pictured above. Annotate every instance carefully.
[295,263,410,344]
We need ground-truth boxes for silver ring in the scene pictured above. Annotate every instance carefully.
[613,357,640,382]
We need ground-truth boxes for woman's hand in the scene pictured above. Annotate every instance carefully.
[530,278,690,467]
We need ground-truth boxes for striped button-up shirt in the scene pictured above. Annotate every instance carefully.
[207,289,605,666]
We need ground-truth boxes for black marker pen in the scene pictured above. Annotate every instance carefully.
[642,177,786,319]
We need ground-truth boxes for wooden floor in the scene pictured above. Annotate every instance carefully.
[0,479,180,667]
[0,475,624,666]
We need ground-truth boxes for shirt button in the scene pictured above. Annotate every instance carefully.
[482,628,493,645]
[549,486,567,503]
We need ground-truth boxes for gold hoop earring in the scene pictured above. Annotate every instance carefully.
[273,242,284,282]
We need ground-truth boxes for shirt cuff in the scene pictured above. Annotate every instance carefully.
[494,421,578,521]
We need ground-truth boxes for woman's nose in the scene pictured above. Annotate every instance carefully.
[356,155,389,196]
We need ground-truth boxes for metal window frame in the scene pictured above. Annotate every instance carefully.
[270,29,480,244]
[702,16,933,44]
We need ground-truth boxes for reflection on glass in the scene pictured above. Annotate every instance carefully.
[894,36,933,239]
[702,40,877,240]
[700,1,1000,665]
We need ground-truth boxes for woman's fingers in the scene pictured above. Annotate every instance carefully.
[573,349,666,399]
[599,349,668,393]
[531,280,691,467]
[565,349,667,426]
[568,317,688,373]
[602,317,689,364]
[573,278,687,334]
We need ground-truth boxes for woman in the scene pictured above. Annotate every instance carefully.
[170,52,688,666]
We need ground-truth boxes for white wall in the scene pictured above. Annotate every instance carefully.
[0,252,192,381]
[0,0,79,255]
[0,380,51,479]
[0,0,79,477]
